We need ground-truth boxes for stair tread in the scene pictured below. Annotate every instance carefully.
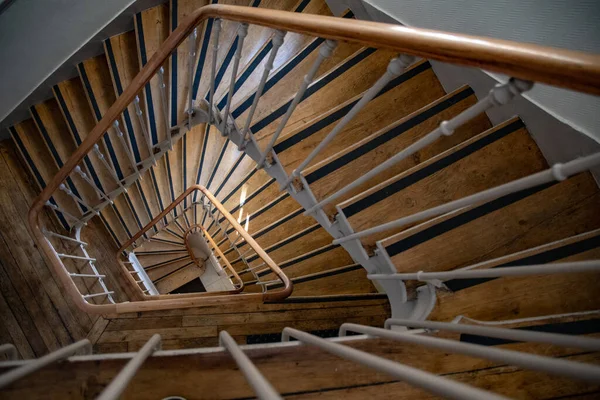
[9,120,79,229]
[213,0,301,106]
[381,173,600,275]
[303,86,491,217]
[339,117,541,247]
[431,244,600,323]
[154,262,204,293]
[104,30,164,222]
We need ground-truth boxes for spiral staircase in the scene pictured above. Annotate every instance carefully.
[1,0,600,398]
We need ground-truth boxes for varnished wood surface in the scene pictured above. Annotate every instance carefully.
[96,295,390,352]
[384,172,600,274]
[430,230,600,322]
[341,117,537,247]
[29,3,600,250]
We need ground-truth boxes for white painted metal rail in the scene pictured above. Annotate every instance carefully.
[3,314,599,398]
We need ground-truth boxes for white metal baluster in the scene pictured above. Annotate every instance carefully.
[97,334,161,400]
[281,328,507,400]
[368,260,600,282]
[193,201,198,230]
[75,226,116,304]
[284,55,415,186]
[182,204,191,229]
[0,344,17,360]
[74,166,113,204]
[93,144,127,193]
[306,78,533,216]
[221,23,248,135]
[42,229,87,245]
[239,30,286,150]
[59,183,99,216]
[45,201,84,225]
[83,291,115,299]
[256,39,337,169]
[158,66,172,149]
[0,339,91,389]
[134,95,155,158]
[219,331,282,400]
[338,323,600,384]
[378,319,600,352]
[113,120,139,173]
[208,18,222,125]
[335,151,600,244]
[69,273,106,278]
[58,253,96,261]
[187,27,198,130]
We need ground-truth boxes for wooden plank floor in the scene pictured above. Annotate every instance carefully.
[2,315,598,399]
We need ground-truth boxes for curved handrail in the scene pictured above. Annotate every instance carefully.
[116,185,290,299]
[28,4,600,223]
[192,224,245,291]
[27,4,600,314]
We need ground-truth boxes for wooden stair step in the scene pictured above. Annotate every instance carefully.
[216,24,363,201]
[276,60,443,176]
[430,230,600,322]
[134,3,185,228]
[219,61,444,228]
[213,0,329,109]
[52,78,131,245]
[218,206,312,256]
[339,117,543,248]
[190,0,252,104]
[232,224,332,276]
[212,0,302,106]
[78,55,151,241]
[4,332,598,398]
[202,5,336,202]
[154,262,204,293]
[104,30,164,222]
[9,120,78,230]
[30,100,99,209]
[205,4,347,204]
[53,78,119,194]
[169,0,211,127]
[146,257,192,282]
[380,172,600,275]
[257,243,353,281]
[303,85,491,216]
[267,264,375,296]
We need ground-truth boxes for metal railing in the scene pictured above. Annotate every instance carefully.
[27,4,600,317]
[2,314,599,398]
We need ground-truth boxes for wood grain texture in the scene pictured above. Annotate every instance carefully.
[0,141,130,358]
[30,3,600,246]
[385,172,600,274]
[3,332,598,399]
[343,118,539,247]
[431,245,600,322]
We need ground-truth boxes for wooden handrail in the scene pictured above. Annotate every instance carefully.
[117,185,290,300]
[28,5,600,224]
[194,225,245,291]
[27,4,600,313]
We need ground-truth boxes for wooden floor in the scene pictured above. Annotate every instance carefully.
[93,294,391,352]
[0,140,125,359]
[2,313,598,399]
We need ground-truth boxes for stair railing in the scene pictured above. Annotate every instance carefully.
[3,314,600,397]
[116,185,290,306]
[29,4,600,315]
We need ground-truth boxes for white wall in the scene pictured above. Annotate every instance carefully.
[359,0,600,143]
[0,0,135,125]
